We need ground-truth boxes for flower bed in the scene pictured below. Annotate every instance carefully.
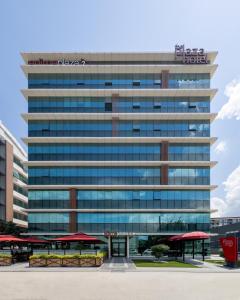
[29,253,105,268]
[0,254,12,266]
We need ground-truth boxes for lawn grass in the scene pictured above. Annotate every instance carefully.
[205,259,224,265]
[133,260,197,268]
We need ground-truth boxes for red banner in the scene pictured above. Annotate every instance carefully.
[220,237,238,263]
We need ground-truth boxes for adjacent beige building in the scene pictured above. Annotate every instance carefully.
[0,121,28,228]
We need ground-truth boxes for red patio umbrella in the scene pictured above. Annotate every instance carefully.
[51,232,101,243]
[181,231,209,241]
[168,231,210,261]
[168,232,209,242]
[0,235,25,243]
[21,237,50,244]
[168,234,183,242]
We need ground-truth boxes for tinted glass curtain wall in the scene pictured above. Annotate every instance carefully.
[23,51,217,246]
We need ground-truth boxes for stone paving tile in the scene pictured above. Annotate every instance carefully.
[0,258,239,273]
[100,257,137,272]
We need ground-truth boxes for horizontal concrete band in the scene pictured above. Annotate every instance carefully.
[26,185,217,190]
[21,88,218,99]
[13,219,28,228]
[22,112,217,122]
[21,64,218,77]
[13,191,28,203]
[25,208,212,213]
[22,136,217,145]
[21,51,218,64]
[13,178,27,188]
[24,160,217,167]
[13,162,28,177]
[13,205,28,215]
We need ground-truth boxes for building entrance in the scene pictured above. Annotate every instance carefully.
[111,237,127,257]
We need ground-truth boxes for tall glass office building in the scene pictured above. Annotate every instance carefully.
[21,48,217,257]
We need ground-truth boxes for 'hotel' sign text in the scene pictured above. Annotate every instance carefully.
[175,45,208,64]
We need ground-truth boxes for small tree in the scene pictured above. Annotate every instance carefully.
[0,221,26,236]
[151,244,170,260]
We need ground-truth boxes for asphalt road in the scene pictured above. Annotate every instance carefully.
[1,271,240,300]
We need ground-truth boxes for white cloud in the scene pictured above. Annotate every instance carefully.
[211,197,227,217]
[214,141,227,154]
[218,79,240,120]
[211,165,240,217]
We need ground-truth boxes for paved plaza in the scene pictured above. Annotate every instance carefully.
[1,268,240,300]
[0,259,240,300]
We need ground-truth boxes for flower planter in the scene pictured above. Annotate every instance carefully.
[80,258,98,267]
[95,257,103,266]
[62,258,80,267]
[46,258,62,267]
[29,254,105,267]
[0,257,12,266]
[29,258,47,267]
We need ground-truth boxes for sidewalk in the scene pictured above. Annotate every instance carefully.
[100,257,136,272]
[0,258,240,273]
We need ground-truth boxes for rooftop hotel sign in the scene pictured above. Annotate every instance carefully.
[28,58,86,65]
[175,45,208,64]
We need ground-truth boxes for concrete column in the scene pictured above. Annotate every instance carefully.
[111,93,119,113]
[161,141,169,161]
[126,236,130,258]
[161,70,169,88]
[108,236,111,259]
[69,188,77,233]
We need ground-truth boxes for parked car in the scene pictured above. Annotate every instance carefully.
[130,250,140,256]
[143,249,152,256]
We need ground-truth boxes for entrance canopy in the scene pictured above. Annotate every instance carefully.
[51,232,101,243]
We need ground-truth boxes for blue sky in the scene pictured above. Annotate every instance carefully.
[1,0,240,216]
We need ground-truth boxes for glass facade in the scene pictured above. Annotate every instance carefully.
[29,143,161,161]
[168,168,210,185]
[28,120,210,137]
[169,74,210,89]
[25,52,214,247]
[28,190,210,209]
[129,235,210,256]
[28,212,209,233]
[28,143,210,161]
[28,97,210,113]
[28,167,161,185]
[28,73,209,89]
[169,144,210,161]
[28,167,209,185]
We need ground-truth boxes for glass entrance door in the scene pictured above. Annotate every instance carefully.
[111,237,126,257]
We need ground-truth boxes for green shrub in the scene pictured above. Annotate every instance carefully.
[219,250,224,259]
[62,255,80,259]
[151,244,170,260]
[0,254,12,259]
[30,254,61,259]
[98,251,107,258]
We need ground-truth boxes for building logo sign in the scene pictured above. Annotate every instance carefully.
[28,58,86,65]
[104,231,134,237]
[175,45,208,64]
[220,236,238,263]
